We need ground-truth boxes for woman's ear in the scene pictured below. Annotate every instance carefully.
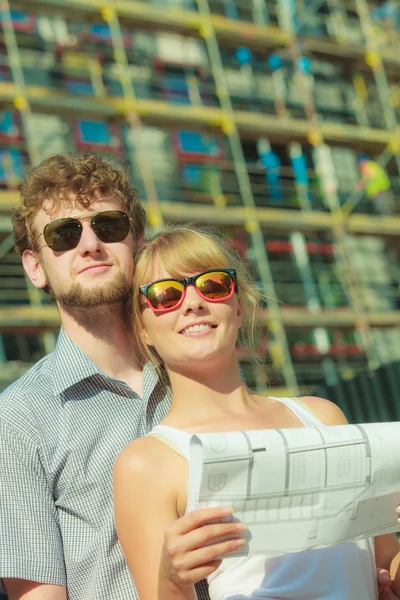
[237,296,243,329]
[22,250,48,289]
[139,324,153,347]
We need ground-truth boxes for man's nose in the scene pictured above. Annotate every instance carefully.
[77,222,103,255]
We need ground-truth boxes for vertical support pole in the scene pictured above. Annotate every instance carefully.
[282,0,379,372]
[0,1,40,166]
[102,3,164,231]
[196,0,299,393]
[0,1,56,356]
[355,0,400,175]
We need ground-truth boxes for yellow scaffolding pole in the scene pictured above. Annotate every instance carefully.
[102,3,164,230]
[282,0,379,372]
[0,0,56,355]
[195,0,298,393]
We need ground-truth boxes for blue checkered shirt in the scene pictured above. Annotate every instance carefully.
[0,328,209,600]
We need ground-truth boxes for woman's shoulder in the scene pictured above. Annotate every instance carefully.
[114,435,187,512]
[114,435,176,482]
[298,395,348,426]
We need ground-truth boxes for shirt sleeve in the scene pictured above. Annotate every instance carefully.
[0,421,66,591]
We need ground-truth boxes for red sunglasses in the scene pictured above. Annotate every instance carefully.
[139,269,237,313]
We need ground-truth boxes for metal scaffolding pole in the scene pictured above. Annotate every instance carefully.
[102,3,164,231]
[354,0,400,174]
[0,0,40,165]
[282,0,380,371]
[195,0,299,393]
[0,0,57,355]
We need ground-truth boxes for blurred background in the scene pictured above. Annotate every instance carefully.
[0,0,400,422]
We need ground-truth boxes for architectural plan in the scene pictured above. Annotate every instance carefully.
[187,422,400,555]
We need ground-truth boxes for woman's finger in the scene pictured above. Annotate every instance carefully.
[187,520,247,551]
[395,504,400,523]
[172,536,246,572]
[168,506,234,536]
[377,568,392,586]
[168,560,223,586]
[167,519,247,555]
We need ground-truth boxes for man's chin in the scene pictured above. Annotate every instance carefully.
[58,292,130,309]
[52,276,132,309]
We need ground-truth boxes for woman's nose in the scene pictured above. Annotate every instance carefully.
[182,285,206,313]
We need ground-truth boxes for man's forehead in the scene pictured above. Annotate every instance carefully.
[38,195,124,222]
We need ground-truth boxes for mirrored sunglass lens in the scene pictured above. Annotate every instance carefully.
[44,220,82,251]
[147,280,184,310]
[196,271,233,299]
[93,211,130,243]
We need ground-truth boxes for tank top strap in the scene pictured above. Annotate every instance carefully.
[147,425,191,460]
[269,396,323,427]
[148,398,322,460]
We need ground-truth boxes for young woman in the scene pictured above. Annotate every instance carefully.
[114,226,400,600]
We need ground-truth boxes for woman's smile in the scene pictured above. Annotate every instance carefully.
[179,321,217,336]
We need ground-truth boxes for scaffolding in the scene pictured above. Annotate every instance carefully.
[1,0,400,394]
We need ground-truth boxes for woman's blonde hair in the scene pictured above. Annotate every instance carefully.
[132,225,264,374]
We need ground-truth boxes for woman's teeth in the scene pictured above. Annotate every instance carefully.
[181,324,214,335]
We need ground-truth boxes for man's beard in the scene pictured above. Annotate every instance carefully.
[51,270,132,309]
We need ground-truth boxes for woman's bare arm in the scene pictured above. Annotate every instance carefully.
[4,580,66,600]
[114,437,192,600]
[113,437,245,600]
[298,395,349,425]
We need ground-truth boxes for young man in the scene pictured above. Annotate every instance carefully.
[0,153,210,600]
[0,153,397,600]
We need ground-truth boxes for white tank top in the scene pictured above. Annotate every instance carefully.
[148,397,378,600]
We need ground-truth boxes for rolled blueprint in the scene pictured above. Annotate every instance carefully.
[187,422,400,555]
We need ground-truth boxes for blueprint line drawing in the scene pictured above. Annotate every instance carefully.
[187,422,400,556]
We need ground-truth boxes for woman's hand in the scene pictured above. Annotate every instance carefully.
[378,569,400,599]
[159,506,246,592]
[376,505,400,599]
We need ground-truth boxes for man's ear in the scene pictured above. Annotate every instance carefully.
[22,250,48,289]
[134,235,145,256]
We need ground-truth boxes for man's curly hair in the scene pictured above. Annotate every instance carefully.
[13,153,146,254]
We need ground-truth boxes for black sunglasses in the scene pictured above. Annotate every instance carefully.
[40,210,131,253]
[140,269,237,313]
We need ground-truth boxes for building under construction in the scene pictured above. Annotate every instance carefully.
[0,0,400,419]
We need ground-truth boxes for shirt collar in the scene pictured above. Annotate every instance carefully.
[141,361,159,401]
[53,328,104,396]
[52,328,166,407]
